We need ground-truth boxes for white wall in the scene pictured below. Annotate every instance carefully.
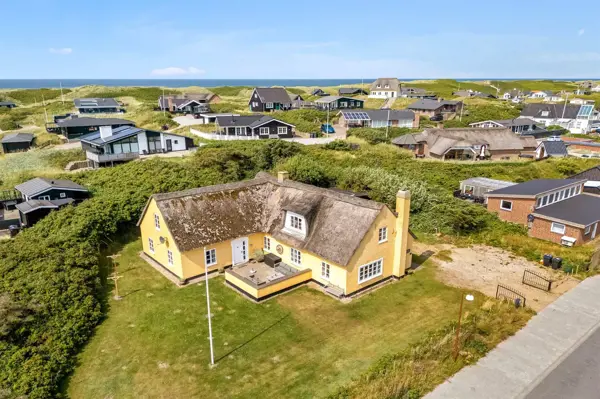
[161,133,188,151]
[137,131,148,154]
[368,90,398,99]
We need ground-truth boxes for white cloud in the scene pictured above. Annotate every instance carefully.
[578,28,585,36]
[150,66,206,76]
[49,47,72,55]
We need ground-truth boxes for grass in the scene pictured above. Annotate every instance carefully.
[65,238,502,399]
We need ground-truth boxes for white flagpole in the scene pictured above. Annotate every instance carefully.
[204,247,215,366]
[162,88,166,116]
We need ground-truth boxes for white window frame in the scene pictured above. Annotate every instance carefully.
[154,213,160,230]
[285,211,306,235]
[358,258,383,284]
[585,225,592,235]
[259,127,269,135]
[551,222,566,235]
[576,185,581,194]
[277,126,287,135]
[39,195,51,200]
[148,238,155,253]
[205,248,217,266]
[235,126,246,135]
[500,200,513,211]
[265,102,273,109]
[59,192,67,198]
[378,227,388,243]
[167,250,174,266]
[264,236,271,251]
[321,262,330,280]
[290,248,302,266]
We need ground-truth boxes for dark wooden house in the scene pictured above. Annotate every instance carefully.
[1,133,34,153]
[46,117,135,140]
[15,177,89,202]
[248,88,293,112]
[0,101,17,109]
[74,98,121,113]
[215,115,295,139]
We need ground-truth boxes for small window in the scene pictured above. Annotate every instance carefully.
[500,200,513,211]
[287,213,304,232]
[277,126,287,134]
[551,222,566,235]
[358,259,383,283]
[542,196,548,206]
[154,213,160,230]
[378,227,388,243]
[167,250,174,266]
[321,262,330,279]
[264,236,271,251]
[59,192,67,198]
[535,197,542,207]
[549,193,555,203]
[265,102,273,109]
[569,187,575,197]
[259,127,269,135]
[205,248,217,266]
[291,248,302,265]
[174,140,178,144]
[376,84,381,88]
[585,225,591,235]
[464,185,475,195]
[148,238,155,253]
[541,111,550,117]
[576,185,581,194]
[39,195,51,200]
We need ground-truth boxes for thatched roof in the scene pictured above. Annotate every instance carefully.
[143,173,386,266]
[414,128,524,156]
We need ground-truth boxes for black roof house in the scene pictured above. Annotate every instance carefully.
[47,116,135,139]
[338,88,368,96]
[312,88,328,96]
[74,98,121,114]
[248,88,293,112]
[215,115,295,139]
[536,140,569,159]
[15,198,75,227]
[521,103,582,120]
[486,179,585,198]
[15,177,89,201]
[1,133,34,153]
[571,166,600,194]
[0,101,17,108]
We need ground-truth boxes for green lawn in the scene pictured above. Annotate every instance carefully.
[66,238,483,399]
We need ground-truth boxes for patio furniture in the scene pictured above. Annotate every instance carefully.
[264,253,282,268]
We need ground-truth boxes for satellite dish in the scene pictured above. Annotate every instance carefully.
[527,214,535,222]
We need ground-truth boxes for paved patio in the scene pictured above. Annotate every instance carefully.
[229,261,300,287]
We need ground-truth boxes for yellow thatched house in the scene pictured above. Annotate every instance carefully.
[138,171,413,301]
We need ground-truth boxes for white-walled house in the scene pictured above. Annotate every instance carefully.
[529,90,553,99]
[369,78,400,99]
[80,125,194,167]
[520,103,597,134]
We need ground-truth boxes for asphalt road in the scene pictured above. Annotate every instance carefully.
[525,326,600,399]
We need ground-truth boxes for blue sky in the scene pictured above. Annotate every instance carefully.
[1,0,598,79]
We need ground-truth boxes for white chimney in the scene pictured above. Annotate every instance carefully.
[100,125,113,140]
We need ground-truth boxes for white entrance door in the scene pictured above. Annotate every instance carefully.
[592,223,598,239]
[232,237,249,265]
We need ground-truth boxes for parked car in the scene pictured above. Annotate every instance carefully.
[430,114,443,121]
[321,124,335,134]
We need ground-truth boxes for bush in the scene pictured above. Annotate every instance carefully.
[39,149,86,169]
[210,86,252,97]
[6,88,71,105]
[272,109,329,133]
[280,154,333,187]
[348,127,414,144]
[211,102,244,113]
[323,140,356,151]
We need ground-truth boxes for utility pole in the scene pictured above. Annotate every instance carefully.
[108,270,123,300]
[204,247,215,366]
[42,94,48,123]
[162,87,166,116]
[60,82,65,105]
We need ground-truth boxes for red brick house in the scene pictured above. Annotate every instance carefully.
[486,179,600,245]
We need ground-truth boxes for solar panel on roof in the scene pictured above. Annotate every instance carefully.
[342,111,370,121]
[577,105,594,118]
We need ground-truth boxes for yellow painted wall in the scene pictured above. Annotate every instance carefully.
[345,207,398,294]
[264,235,348,292]
[139,199,184,279]
[225,272,259,298]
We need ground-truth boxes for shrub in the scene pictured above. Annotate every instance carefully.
[272,109,329,133]
[6,88,71,105]
[210,86,252,97]
[348,127,414,144]
[280,154,333,187]
[323,140,356,151]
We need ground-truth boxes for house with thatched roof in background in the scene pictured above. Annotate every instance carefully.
[392,128,535,160]
[138,171,414,301]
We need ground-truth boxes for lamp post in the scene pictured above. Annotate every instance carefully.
[453,293,474,361]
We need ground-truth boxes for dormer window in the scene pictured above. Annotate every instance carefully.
[284,211,307,236]
[541,111,549,117]
[384,85,389,88]
[376,84,381,88]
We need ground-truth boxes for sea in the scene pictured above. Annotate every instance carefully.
[0,78,596,89]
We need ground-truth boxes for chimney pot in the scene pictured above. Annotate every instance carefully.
[278,171,289,182]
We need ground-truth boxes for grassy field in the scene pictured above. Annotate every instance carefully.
[64,238,518,399]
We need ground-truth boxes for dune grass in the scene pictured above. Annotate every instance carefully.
[64,238,510,399]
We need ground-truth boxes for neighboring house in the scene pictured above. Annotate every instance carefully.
[1,133,34,153]
[574,89,590,96]
[248,88,293,112]
[158,93,220,114]
[543,94,564,102]
[369,78,401,98]
[536,140,568,159]
[137,171,414,300]
[570,98,595,105]
[338,88,368,96]
[452,90,495,99]
[529,91,553,99]
[570,166,600,194]
[0,101,16,109]
[391,128,529,160]
[189,112,240,125]
[337,109,418,128]
[591,85,600,93]
[469,118,540,135]
[486,179,600,245]
[15,177,89,202]
[459,177,516,200]
[501,89,530,101]
[15,198,75,228]
[46,116,136,140]
[579,81,594,90]
[288,93,304,102]
[215,115,294,139]
[80,126,194,167]
[311,88,328,96]
[520,103,596,134]
[407,99,463,118]
[74,98,122,114]
[314,96,364,110]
